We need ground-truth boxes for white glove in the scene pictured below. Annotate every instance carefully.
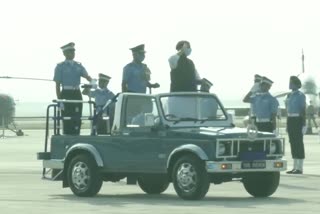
[302,126,307,135]
[90,79,98,89]
[250,82,260,93]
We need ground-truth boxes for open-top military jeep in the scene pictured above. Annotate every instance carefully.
[37,92,287,200]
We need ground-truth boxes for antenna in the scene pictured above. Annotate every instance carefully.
[298,49,305,77]
[0,76,52,81]
[302,49,305,74]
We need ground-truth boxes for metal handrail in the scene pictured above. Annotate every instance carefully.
[41,100,97,178]
[53,99,95,104]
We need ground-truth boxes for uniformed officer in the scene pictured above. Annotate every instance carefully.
[246,77,279,132]
[53,42,92,135]
[169,40,203,92]
[286,76,306,174]
[82,73,115,134]
[122,44,160,93]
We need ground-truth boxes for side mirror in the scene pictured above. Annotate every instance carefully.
[144,113,155,127]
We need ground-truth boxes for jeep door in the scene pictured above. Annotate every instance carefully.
[112,129,165,173]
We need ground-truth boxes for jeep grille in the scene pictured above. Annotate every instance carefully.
[216,137,285,160]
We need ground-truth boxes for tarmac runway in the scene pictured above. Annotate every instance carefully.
[0,129,319,214]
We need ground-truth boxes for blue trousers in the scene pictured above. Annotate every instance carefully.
[287,117,305,159]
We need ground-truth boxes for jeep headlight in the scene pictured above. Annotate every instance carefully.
[270,142,277,154]
[218,143,226,156]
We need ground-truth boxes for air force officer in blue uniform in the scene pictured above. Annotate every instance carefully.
[244,76,279,132]
[82,73,115,134]
[286,76,306,174]
[253,77,279,132]
[53,42,92,135]
[122,44,159,93]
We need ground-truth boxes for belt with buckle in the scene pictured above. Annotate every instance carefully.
[62,86,79,90]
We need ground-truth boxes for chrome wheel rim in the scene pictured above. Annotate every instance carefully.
[176,162,197,193]
[71,161,90,191]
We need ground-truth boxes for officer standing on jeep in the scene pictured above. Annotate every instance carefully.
[53,42,92,135]
[82,73,115,134]
[122,44,160,93]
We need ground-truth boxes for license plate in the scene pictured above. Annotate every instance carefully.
[241,161,266,169]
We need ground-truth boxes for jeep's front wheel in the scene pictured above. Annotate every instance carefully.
[172,155,210,200]
[138,175,169,194]
[67,154,103,197]
[242,172,280,197]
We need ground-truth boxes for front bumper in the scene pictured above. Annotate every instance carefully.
[206,159,287,173]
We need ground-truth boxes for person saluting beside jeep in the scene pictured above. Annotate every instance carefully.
[243,76,279,133]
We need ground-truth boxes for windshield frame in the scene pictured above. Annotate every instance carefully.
[158,92,229,125]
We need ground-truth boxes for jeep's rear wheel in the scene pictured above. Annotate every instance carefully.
[67,154,103,197]
[172,155,210,200]
[242,172,280,197]
[138,175,169,194]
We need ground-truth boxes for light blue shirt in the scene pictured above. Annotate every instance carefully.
[89,88,115,106]
[122,62,147,93]
[251,92,279,119]
[89,88,115,114]
[286,90,306,114]
[53,60,88,86]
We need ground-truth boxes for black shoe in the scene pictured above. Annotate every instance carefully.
[286,169,296,174]
[291,169,303,174]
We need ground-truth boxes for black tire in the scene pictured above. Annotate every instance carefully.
[242,172,280,197]
[172,154,210,200]
[67,154,103,197]
[138,175,169,194]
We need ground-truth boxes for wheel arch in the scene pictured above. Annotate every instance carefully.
[62,143,103,188]
[166,144,208,177]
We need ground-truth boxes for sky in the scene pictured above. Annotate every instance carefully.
[1,0,320,106]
